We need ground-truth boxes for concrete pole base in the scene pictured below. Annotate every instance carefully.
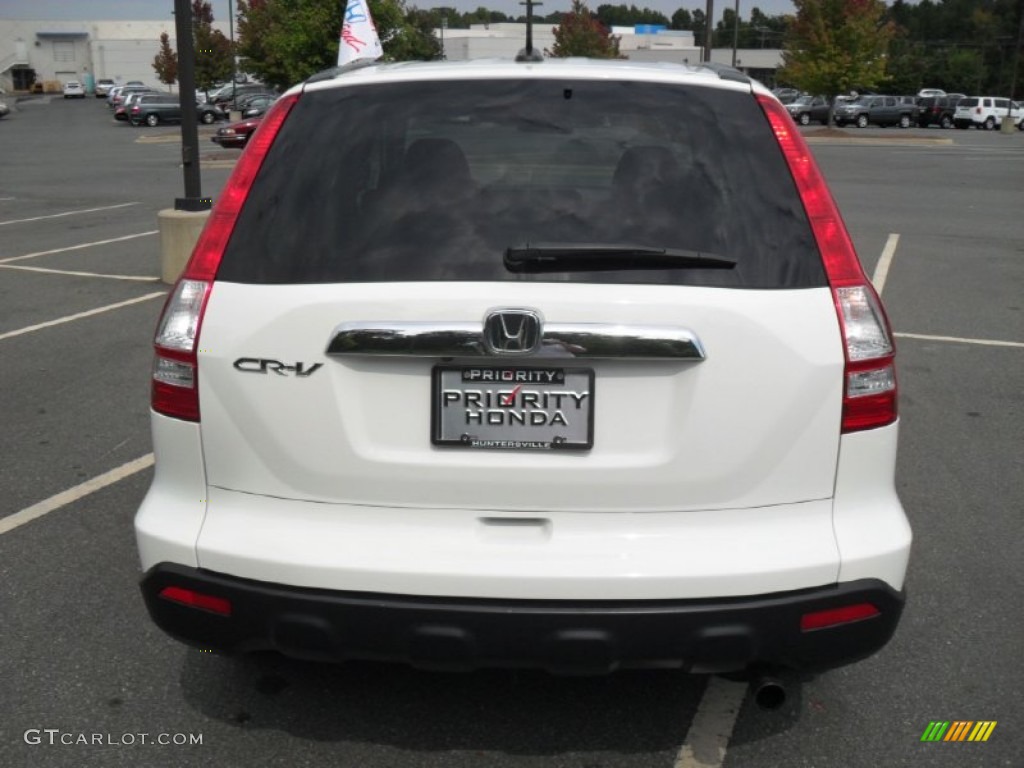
[1000,116,1017,134]
[157,208,211,284]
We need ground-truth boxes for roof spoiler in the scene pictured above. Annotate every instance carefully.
[305,58,381,85]
[695,62,751,85]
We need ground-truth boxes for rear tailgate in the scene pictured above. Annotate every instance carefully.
[198,281,843,512]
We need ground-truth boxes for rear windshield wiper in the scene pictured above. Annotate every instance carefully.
[504,243,737,272]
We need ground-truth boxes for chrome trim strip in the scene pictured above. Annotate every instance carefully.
[327,322,705,360]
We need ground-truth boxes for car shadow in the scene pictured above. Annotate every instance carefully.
[178,649,717,759]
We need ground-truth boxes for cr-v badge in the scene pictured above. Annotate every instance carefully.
[233,358,323,377]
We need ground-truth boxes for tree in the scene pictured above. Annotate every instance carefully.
[191,0,234,94]
[670,8,692,32]
[549,0,619,58]
[237,0,438,91]
[152,32,178,89]
[779,0,895,127]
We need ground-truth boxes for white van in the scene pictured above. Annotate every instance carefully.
[953,96,1024,130]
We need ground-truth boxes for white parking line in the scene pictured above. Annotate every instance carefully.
[895,332,1024,349]
[872,233,900,294]
[673,677,749,768]
[0,197,15,202]
[0,231,158,264]
[0,264,159,282]
[0,202,139,227]
[0,454,154,536]
[0,292,165,342]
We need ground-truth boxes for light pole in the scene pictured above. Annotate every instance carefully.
[731,0,739,67]
[172,0,209,211]
[703,0,714,62]
[228,0,236,106]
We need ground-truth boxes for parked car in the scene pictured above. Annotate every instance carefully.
[114,91,160,121]
[211,82,276,110]
[833,95,916,128]
[95,78,116,98]
[771,86,802,104]
[110,86,157,109]
[953,96,1024,130]
[210,115,262,148]
[129,94,226,126]
[785,94,830,125]
[138,59,909,685]
[240,94,278,118]
[62,81,86,99]
[0,100,9,120]
[915,93,964,128]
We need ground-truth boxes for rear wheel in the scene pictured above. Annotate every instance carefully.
[940,115,952,129]
[145,113,160,127]
[799,112,811,126]
[200,111,216,125]
[898,114,911,129]
[856,114,869,128]
[983,117,995,130]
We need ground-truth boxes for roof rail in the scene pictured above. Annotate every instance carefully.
[696,62,751,85]
[305,58,381,85]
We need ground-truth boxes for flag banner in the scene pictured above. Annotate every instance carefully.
[338,0,383,66]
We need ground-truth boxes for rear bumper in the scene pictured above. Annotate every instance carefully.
[141,563,904,674]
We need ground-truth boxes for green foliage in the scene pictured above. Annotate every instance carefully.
[779,0,895,102]
[883,0,1024,95]
[670,9,692,32]
[594,5,669,29]
[189,1,233,93]
[237,0,439,92]
[152,32,179,88]
[548,0,620,58]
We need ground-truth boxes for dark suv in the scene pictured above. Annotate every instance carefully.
[833,95,916,128]
[915,94,964,128]
[129,95,226,126]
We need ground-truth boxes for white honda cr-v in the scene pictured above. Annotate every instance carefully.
[136,57,911,679]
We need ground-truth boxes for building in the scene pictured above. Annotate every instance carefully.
[435,22,780,83]
[0,19,231,93]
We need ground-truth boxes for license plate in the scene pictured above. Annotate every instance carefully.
[432,366,594,450]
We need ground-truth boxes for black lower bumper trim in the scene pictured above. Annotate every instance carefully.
[141,564,904,674]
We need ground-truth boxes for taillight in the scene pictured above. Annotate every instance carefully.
[151,92,300,421]
[159,586,232,616]
[800,603,879,631]
[757,94,897,433]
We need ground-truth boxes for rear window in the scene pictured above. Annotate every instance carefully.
[219,79,825,289]
[959,98,978,107]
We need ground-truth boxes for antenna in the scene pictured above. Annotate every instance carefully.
[516,0,544,62]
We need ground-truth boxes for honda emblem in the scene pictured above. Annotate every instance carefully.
[483,309,542,355]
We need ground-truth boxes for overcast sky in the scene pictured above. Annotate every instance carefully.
[0,0,799,25]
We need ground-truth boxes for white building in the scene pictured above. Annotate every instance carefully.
[435,22,781,81]
[0,19,231,93]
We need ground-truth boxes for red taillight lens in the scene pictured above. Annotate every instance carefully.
[183,92,298,281]
[757,94,897,433]
[800,603,879,631]
[151,92,299,420]
[152,279,211,421]
[159,586,232,616]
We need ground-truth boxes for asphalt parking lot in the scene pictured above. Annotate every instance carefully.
[0,95,1021,768]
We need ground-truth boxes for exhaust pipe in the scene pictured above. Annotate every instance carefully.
[752,675,787,710]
